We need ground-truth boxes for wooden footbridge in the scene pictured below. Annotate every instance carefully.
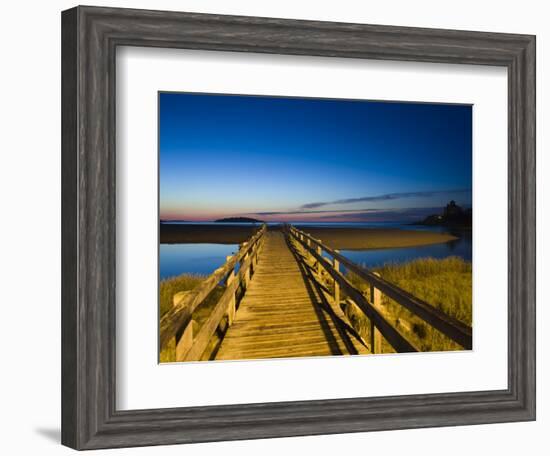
[160,225,472,362]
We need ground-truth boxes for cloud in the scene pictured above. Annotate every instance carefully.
[300,188,472,210]
[252,208,379,216]
[317,206,444,221]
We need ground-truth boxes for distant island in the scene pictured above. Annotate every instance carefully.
[214,217,264,223]
[416,200,472,227]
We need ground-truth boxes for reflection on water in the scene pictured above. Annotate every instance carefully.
[160,243,238,280]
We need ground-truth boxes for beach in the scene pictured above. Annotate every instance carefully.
[294,226,458,250]
[160,224,457,250]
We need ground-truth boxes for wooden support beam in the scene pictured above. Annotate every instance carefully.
[316,243,322,275]
[370,273,383,354]
[333,251,340,307]
[173,291,190,308]
[175,320,195,361]
[226,257,236,325]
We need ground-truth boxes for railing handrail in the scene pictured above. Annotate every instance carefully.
[286,226,416,352]
[287,225,472,350]
[159,224,266,350]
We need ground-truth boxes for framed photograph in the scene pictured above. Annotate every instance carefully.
[61,5,536,450]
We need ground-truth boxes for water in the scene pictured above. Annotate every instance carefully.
[159,222,471,279]
[315,224,471,269]
[287,222,472,269]
[339,224,471,268]
[159,243,239,280]
[338,234,471,270]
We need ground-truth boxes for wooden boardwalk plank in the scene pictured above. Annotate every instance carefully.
[215,230,368,361]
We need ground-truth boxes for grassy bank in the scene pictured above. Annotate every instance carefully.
[344,256,472,352]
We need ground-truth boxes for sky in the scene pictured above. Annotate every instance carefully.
[159,92,472,223]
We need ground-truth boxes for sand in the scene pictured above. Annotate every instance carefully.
[160,223,260,244]
[160,224,457,250]
[293,226,458,250]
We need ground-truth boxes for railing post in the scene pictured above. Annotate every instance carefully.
[333,250,340,306]
[244,252,251,287]
[226,258,236,325]
[316,242,322,275]
[250,240,256,272]
[175,320,195,361]
[239,242,252,287]
[369,272,383,354]
[253,240,260,267]
[170,291,195,361]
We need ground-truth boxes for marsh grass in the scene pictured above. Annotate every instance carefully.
[345,257,472,352]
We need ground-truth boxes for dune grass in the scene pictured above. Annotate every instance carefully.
[345,256,472,352]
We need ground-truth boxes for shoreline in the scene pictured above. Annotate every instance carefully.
[160,224,458,250]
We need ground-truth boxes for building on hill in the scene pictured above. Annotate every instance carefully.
[443,200,464,220]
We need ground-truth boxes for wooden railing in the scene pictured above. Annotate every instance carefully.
[159,224,266,362]
[286,225,472,353]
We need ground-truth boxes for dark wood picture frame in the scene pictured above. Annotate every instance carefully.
[61,5,536,450]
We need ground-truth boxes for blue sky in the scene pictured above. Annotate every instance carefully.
[159,92,472,222]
